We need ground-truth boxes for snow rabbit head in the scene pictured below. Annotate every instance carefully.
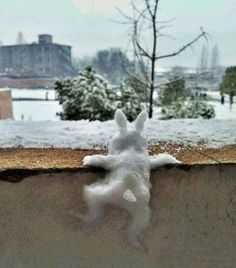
[108,109,148,155]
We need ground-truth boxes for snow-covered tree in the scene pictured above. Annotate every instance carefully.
[124,76,149,103]
[116,79,144,121]
[55,66,116,121]
[159,77,188,106]
[119,0,207,118]
[92,48,134,85]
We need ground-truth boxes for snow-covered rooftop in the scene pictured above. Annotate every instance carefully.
[0,118,235,149]
[0,88,11,92]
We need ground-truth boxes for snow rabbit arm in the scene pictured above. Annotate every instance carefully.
[83,155,117,169]
[149,153,181,169]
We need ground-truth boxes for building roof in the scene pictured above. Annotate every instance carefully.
[0,88,11,92]
[0,43,71,49]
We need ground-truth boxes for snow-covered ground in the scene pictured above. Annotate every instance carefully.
[8,89,236,121]
[209,101,236,120]
[0,88,234,121]
[0,118,235,148]
[0,89,235,148]
[1,88,61,121]
[12,98,236,121]
[13,101,62,121]
[207,91,230,102]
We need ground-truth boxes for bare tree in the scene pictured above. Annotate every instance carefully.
[118,0,208,118]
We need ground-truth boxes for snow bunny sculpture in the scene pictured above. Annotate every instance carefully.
[82,109,180,249]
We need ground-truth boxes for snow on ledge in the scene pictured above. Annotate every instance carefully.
[0,118,235,149]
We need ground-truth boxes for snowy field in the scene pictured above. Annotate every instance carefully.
[0,118,235,148]
[13,101,62,121]
[11,89,56,100]
[206,91,230,103]
[1,88,234,121]
[3,88,61,121]
[8,89,236,121]
[0,89,235,148]
[12,99,236,121]
[209,101,236,120]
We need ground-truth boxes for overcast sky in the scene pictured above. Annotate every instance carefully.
[0,0,235,68]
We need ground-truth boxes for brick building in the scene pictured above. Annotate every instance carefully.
[0,89,13,119]
[0,34,74,78]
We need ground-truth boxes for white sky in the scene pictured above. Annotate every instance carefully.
[0,0,235,68]
[73,0,130,13]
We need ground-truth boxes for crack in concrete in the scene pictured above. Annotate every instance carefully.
[0,163,235,183]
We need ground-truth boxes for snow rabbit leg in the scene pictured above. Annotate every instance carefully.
[79,185,104,223]
[126,205,150,250]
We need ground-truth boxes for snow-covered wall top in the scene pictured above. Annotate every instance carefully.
[0,119,235,149]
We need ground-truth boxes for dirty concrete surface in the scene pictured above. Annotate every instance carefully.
[0,163,235,268]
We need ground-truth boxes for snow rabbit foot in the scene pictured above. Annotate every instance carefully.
[83,155,93,166]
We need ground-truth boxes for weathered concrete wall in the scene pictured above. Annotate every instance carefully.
[0,164,235,268]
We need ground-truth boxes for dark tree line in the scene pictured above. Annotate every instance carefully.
[73,48,134,85]
[220,66,236,105]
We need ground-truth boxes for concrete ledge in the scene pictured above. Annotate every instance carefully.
[0,144,235,170]
[0,144,235,182]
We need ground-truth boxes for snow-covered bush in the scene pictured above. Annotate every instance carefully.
[159,77,215,120]
[55,66,116,121]
[161,99,215,119]
[186,99,215,119]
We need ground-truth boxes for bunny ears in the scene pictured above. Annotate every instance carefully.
[115,109,147,134]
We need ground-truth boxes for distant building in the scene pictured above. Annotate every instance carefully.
[0,89,13,119]
[0,34,74,79]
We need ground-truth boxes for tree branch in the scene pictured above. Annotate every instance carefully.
[131,3,152,22]
[116,7,133,22]
[123,67,150,88]
[157,17,176,24]
[154,77,183,89]
[145,0,154,18]
[155,29,208,60]
[154,70,212,89]
[135,39,152,59]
